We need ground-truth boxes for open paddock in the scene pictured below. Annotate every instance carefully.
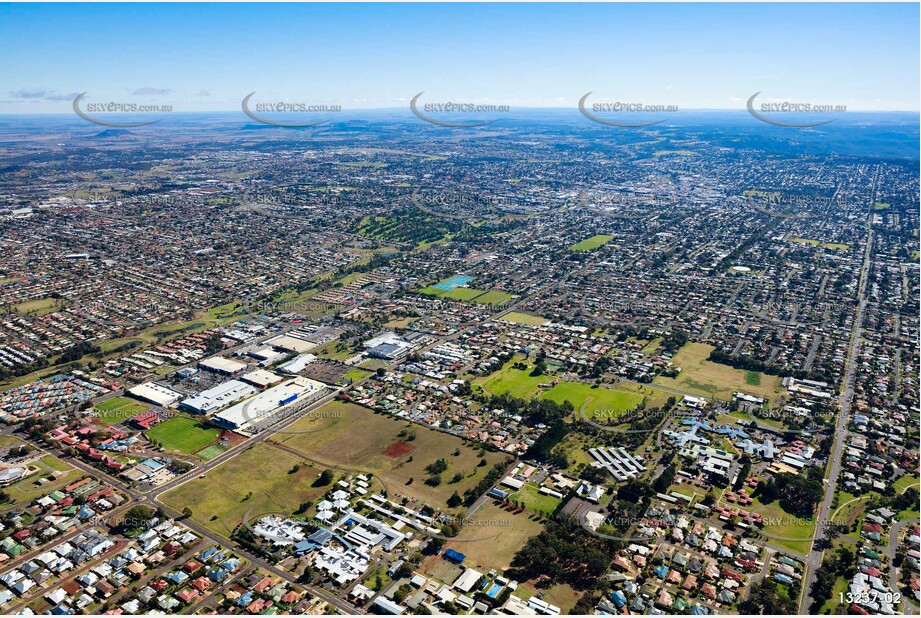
[273,401,511,508]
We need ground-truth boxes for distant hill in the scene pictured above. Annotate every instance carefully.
[93,128,137,139]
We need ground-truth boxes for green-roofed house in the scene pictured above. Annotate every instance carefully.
[777,556,799,568]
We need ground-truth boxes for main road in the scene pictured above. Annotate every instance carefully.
[799,168,877,613]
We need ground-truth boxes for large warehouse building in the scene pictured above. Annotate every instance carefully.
[127,382,184,407]
[198,356,247,375]
[211,376,329,434]
[179,379,257,415]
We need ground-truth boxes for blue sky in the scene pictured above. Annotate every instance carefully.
[2,3,918,113]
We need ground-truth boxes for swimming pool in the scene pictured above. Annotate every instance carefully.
[433,275,474,291]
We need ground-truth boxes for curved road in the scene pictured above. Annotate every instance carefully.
[886,517,920,614]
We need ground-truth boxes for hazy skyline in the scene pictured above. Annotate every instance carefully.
[2,2,919,114]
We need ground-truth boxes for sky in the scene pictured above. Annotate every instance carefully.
[1,2,919,114]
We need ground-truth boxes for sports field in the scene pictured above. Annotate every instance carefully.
[273,401,511,507]
[95,397,150,424]
[475,357,548,400]
[472,290,513,305]
[501,311,547,326]
[147,416,220,455]
[570,235,613,251]
[442,287,487,301]
[654,342,782,400]
[788,237,850,251]
[420,285,513,305]
[477,358,667,414]
[160,442,330,539]
[540,381,647,415]
[12,297,65,316]
[195,444,227,461]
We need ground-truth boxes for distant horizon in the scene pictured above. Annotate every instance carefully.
[2,107,919,117]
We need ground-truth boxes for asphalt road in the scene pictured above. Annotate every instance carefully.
[885,517,920,614]
[799,171,877,613]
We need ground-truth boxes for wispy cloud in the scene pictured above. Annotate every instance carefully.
[9,88,79,101]
[131,87,173,96]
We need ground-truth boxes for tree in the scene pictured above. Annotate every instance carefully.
[313,469,335,487]
[120,505,156,533]
[740,580,795,615]
[756,472,822,517]
[181,507,193,519]
[653,464,676,493]
[447,492,463,508]
[425,459,449,475]
[394,562,413,579]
